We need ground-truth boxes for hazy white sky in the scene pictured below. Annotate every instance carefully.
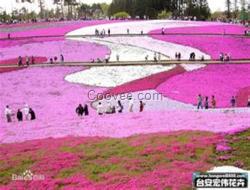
[0,0,226,13]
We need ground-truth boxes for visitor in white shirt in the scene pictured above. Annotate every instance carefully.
[4,105,12,123]
[22,104,30,120]
[128,97,134,112]
[97,102,104,115]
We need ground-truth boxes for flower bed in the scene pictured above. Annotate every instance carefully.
[0,129,249,189]
[0,20,120,38]
[0,39,110,62]
[150,25,250,60]
[104,65,185,95]
[156,64,250,108]
[0,20,122,64]
[0,61,250,143]
[0,57,47,73]
[236,86,250,107]
[65,65,175,87]
[0,131,221,189]
[162,24,247,35]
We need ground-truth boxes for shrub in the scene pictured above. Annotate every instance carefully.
[113,11,130,19]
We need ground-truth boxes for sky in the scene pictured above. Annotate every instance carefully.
[0,0,226,14]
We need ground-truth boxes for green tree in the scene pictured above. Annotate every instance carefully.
[157,10,172,19]
[113,11,130,19]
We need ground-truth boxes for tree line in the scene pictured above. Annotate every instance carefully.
[0,0,249,23]
[225,0,249,21]
[108,0,211,20]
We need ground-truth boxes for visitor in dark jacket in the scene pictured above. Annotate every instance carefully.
[83,104,89,116]
[76,104,84,117]
[17,109,23,122]
[29,108,36,120]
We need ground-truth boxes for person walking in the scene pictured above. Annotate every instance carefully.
[17,109,23,122]
[83,104,89,116]
[154,53,157,62]
[178,52,181,61]
[211,95,217,108]
[4,105,13,123]
[25,56,30,66]
[76,104,84,117]
[158,52,161,62]
[97,102,104,115]
[247,96,250,107]
[105,102,113,114]
[139,101,146,112]
[219,53,224,61]
[204,96,209,109]
[127,28,130,35]
[231,96,236,107]
[197,94,203,109]
[60,54,64,63]
[18,56,23,66]
[29,108,36,120]
[128,97,134,112]
[31,56,35,64]
[22,104,30,120]
[161,28,165,35]
[50,58,53,64]
[116,54,120,62]
[117,100,124,113]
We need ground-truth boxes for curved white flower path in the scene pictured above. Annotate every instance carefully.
[65,65,175,87]
[66,20,218,36]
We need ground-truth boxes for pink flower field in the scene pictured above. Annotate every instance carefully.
[0,131,223,189]
[161,24,247,35]
[0,39,110,62]
[149,24,250,107]
[0,20,124,65]
[0,20,120,38]
[150,25,250,60]
[0,20,250,189]
[156,64,250,107]
[1,66,250,144]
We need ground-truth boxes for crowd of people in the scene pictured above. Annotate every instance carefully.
[18,55,35,66]
[75,98,146,118]
[4,94,250,123]
[197,94,250,110]
[4,104,36,123]
[95,98,146,115]
[95,28,111,37]
[197,95,217,109]
[219,52,231,62]
[17,54,64,66]
[49,54,65,64]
